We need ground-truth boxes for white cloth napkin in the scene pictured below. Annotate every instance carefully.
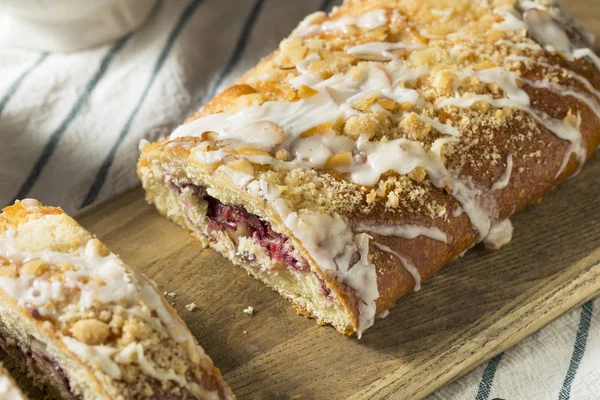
[0,0,597,398]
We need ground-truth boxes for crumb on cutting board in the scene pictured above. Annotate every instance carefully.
[243,306,256,316]
[185,303,197,311]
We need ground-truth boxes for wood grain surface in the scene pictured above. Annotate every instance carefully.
[77,151,600,400]
[4,1,600,399]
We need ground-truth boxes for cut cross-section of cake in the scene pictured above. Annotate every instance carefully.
[138,0,600,336]
[0,199,234,400]
[0,362,26,400]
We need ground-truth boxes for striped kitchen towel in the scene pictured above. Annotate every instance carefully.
[0,0,597,399]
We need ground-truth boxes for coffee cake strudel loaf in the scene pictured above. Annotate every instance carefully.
[0,199,234,399]
[138,0,600,336]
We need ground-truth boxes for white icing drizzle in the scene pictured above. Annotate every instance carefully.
[348,137,494,239]
[372,242,421,291]
[179,72,494,242]
[245,179,379,336]
[292,9,389,37]
[172,92,340,152]
[573,48,600,71]
[508,55,600,101]
[0,221,211,397]
[523,78,600,122]
[483,219,514,250]
[62,337,121,379]
[492,153,513,191]
[356,223,448,243]
[417,115,461,137]
[430,136,460,157]
[439,67,587,176]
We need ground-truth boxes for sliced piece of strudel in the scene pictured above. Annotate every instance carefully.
[138,0,600,336]
[0,362,26,400]
[0,199,234,399]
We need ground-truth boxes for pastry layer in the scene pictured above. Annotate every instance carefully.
[139,0,600,336]
[0,200,234,399]
[140,156,357,334]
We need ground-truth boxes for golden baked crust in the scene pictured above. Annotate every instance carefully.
[138,0,600,336]
[0,200,234,399]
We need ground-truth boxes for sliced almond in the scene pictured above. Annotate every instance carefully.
[350,53,393,62]
[300,123,334,138]
[473,60,497,71]
[236,147,273,157]
[342,24,360,36]
[279,62,296,70]
[366,26,389,41]
[220,154,238,165]
[235,93,264,109]
[352,93,380,112]
[325,152,353,170]
[298,85,318,99]
[21,260,48,276]
[391,47,408,58]
[399,101,413,112]
[251,121,285,148]
[225,158,254,176]
[308,59,328,73]
[377,98,401,113]
[287,44,308,63]
[89,238,110,257]
[408,166,427,182]
[20,199,42,211]
[199,131,219,142]
[226,157,253,172]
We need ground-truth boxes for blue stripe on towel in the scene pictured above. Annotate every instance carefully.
[10,37,131,204]
[206,0,266,100]
[475,353,504,400]
[559,300,594,400]
[80,0,205,208]
[0,53,48,116]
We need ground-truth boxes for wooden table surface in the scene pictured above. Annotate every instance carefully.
[5,1,600,399]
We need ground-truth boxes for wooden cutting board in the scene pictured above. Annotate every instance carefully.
[5,2,600,399]
[75,152,600,400]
